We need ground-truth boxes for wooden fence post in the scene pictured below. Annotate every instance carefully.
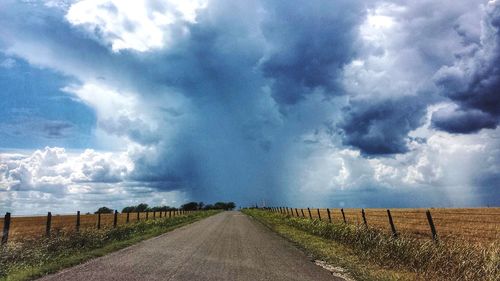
[295,208,299,217]
[113,210,118,228]
[1,212,11,245]
[301,209,305,217]
[153,211,156,219]
[97,212,101,230]
[169,210,172,218]
[327,208,332,223]
[361,209,368,227]
[426,210,438,241]
[317,209,322,221]
[159,211,162,218]
[137,211,140,221]
[341,208,347,223]
[126,212,130,223]
[387,209,397,237]
[307,208,312,219]
[76,211,80,232]
[46,212,52,237]
[146,211,149,220]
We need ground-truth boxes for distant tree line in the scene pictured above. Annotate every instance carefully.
[121,203,177,213]
[93,201,237,214]
[180,201,236,211]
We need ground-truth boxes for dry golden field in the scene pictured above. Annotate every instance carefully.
[284,208,500,243]
[0,210,184,242]
[2,208,499,244]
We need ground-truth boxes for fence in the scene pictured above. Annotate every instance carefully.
[1,209,194,244]
[265,207,500,243]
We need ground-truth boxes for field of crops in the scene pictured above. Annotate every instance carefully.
[0,210,183,242]
[278,207,500,244]
[2,208,499,244]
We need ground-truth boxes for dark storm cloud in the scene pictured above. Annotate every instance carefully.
[259,0,365,105]
[339,96,427,155]
[432,1,500,133]
[431,107,497,133]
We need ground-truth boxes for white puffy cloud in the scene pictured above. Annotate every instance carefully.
[0,147,132,191]
[0,147,189,214]
[66,0,207,52]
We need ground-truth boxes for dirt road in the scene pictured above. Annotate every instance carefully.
[38,211,344,281]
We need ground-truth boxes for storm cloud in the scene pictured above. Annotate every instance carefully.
[0,0,499,213]
[432,0,500,133]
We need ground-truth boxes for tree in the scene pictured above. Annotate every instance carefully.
[95,206,114,214]
[135,203,149,212]
[122,206,135,213]
[213,202,236,210]
[181,202,199,211]
[214,202,226,210]
[226,202,236,210]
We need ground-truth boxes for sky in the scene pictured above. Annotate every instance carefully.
[0,0,499,214]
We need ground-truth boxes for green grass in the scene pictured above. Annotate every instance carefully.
[0,210,220,281]
[243,209,500,281]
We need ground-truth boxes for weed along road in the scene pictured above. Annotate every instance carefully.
[38,211,343,281]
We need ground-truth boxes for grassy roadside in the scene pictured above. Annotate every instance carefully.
[0,210,220,281]
[243,209,499,281]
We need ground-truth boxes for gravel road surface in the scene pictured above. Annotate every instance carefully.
[38,211,344,281]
